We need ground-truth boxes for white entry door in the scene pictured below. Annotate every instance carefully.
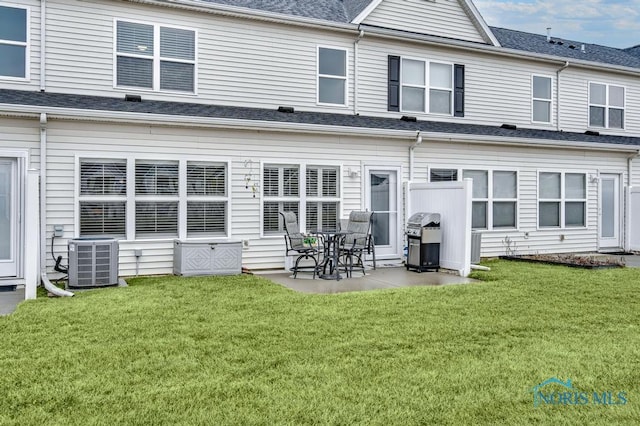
[599,174,621,250]
[0,158,18,277]
[365,167,401,258]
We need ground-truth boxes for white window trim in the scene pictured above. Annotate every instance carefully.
[588,81,625,130]
[75,154,231,242]
[428,167,519,231]
[112,18,198,95]
[536,170,588,230]
[399,56,454,116]
[316,45,348,107]
[0,3,30,82]
[260,160,343,238]
[531,74,553,124]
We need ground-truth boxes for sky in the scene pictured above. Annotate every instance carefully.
[474,0,640,49]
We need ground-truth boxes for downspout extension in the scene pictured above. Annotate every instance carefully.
[556,61,569,131]
[354,27,364,116]
[39,113,73,297]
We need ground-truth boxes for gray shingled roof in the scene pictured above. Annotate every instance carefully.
[193,0,372,22]
[625,45,640,58]
[491,27,640,69]
[1,89,639,148]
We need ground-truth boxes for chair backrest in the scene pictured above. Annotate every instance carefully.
[280,211,305,249]
[345,211,373,246]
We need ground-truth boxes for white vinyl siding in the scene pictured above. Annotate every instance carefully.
[77,156,229,240]
[361,0,487,43]
[589,82,625,129]
[538,172,586,228]
[115,20,196,93]
[532,75,552,123]
[0,4,29,79]
[401,58,452,115]
[317,46,347,106]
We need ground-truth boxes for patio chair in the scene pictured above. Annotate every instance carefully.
[280,211,319,278]
[340,211,375,277]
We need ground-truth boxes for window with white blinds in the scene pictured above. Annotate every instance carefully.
[79,159,127,237]
[263,164,340,235]
[116,20,196,92]
[78,158,228,239]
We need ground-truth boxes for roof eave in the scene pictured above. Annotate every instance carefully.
[1,103,637,154]
[126,0,357,32]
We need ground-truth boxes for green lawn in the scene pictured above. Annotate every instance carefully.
[1,260,639,425]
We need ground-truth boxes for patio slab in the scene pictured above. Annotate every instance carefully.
[0,287,25,316]
[258,266,477,294]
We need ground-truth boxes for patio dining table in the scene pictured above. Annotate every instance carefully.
[310,229,353,280]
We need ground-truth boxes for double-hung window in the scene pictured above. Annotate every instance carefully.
[462,169,517,230]
[589,82,624,129]
[429,167,517,230]
[79,159,127,237]
[532,75,552,123]
[116,20,196,93]
[305,166,340,231]
[78,157,228,239]
[263,164,340,234]
[401,59,453,115]
[318,47,347,105]
[0,5,28,79]
[263,165,300,233]
[538,172,586,228]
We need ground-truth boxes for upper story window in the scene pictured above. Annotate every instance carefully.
[388,56,464,116]
[115,20,196,93]
[317,47,347,106]
[532,75,552,123]
[0,5,28,79]
[538,172,586,228]
[589,82,624,129]
[401,59,453,115]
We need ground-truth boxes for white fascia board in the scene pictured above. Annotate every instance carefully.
[459,0,500,47]
[362,25,640,76]
[351,0,382,24]
[128,0,356,33]
[0,103,638,154]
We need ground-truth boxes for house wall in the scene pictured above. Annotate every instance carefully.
[44,0,356,113]
[361,0,486,44]
[20,117,630,276]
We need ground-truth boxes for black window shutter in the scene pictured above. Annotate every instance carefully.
[388,55,400,112]
[454,64,465,117]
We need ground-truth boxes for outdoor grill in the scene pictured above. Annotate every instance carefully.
[406,212,441,272]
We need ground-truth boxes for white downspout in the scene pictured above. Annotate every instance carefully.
[556,61,569,131]
[408,130,422,181]
[40,0,46,91]
[39,113,74,297]
[354,28,364,116]
[624,153,636,252]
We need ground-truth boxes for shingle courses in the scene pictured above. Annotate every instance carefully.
[2,89,638,148]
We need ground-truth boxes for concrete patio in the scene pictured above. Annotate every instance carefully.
[258,265,477,294]
[0,287,25,316]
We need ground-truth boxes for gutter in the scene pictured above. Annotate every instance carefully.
[2,104,639,154]
[39,113,73,297]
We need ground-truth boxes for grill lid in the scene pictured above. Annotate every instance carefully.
[407,212,441,227]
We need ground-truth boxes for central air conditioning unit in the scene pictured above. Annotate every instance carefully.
[68,238,119,288]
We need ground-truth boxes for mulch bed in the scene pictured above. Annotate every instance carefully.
[500,254,625,269]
